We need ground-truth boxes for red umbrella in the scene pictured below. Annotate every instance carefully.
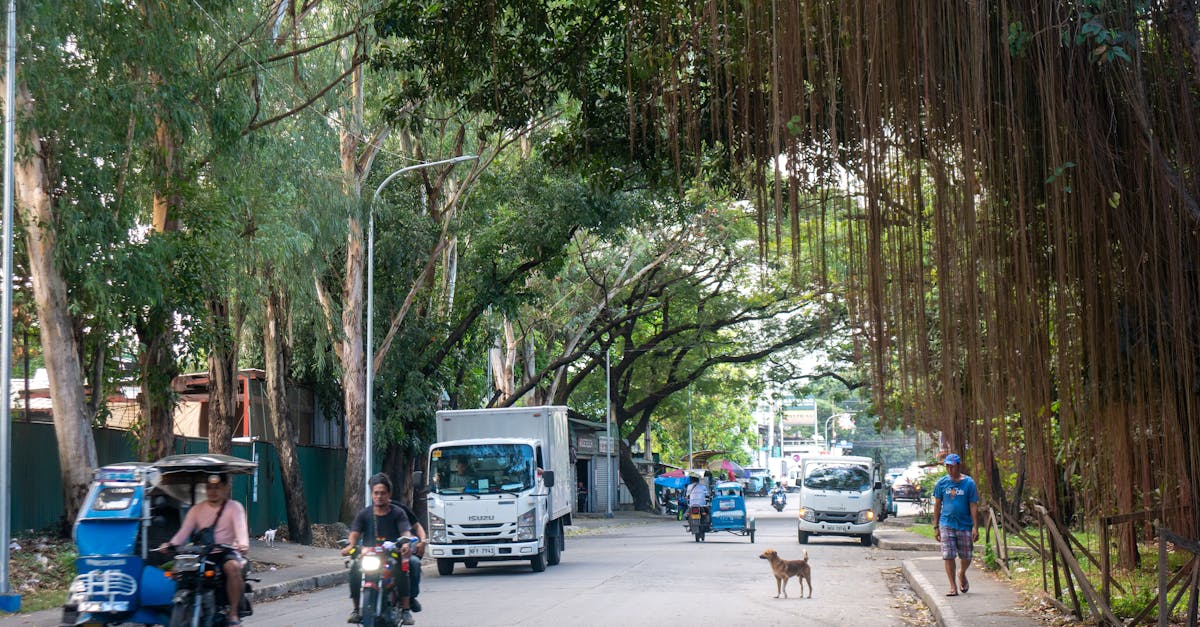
[707,459,748,480]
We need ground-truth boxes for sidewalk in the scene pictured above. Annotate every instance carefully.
[877,522,1042,626]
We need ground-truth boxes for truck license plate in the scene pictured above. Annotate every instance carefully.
[467,547,496,557]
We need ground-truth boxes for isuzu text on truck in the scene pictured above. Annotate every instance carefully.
[425,405,573,575]
[795,455,889,546]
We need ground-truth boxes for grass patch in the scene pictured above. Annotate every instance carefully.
[980,527,1196,623]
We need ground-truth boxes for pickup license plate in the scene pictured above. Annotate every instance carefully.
[826,524,850,532]
[467,546,496,557]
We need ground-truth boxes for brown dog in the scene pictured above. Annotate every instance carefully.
[759,548,812,598]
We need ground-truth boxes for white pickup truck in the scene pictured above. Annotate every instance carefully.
[795,455,888,546]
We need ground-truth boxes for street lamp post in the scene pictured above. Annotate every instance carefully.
[824,413,851,453]
[365,155,478,507]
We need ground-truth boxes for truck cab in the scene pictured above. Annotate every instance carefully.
[795,455,887,546]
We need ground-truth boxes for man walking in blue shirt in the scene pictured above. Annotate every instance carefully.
[931,453,979,596]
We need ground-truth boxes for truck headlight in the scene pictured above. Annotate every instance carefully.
[361,555,383,572]
[856,509,877,524]
[518,509,536,541]
[797,507,816,522]
[429,513,447,543]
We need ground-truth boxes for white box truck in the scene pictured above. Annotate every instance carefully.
[425,405,573,575]
[795,455,888,546]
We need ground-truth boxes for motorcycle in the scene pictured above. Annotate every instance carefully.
[165,542,253,627]
[771,488,787,512]
[686,506,709,542]
[348,537,416,627]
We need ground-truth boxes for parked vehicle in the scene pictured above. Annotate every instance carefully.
[60,454,257,627]
[891,480,924,501]
[426,406,574,574]
[347,537,417,627]
[795,455,888,546]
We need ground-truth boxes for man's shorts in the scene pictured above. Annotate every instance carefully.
[940,528,973,560]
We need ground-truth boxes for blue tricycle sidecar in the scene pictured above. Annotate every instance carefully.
[707,481,755,543]
[61,454,256,626]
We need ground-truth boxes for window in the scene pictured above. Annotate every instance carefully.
[429,444,536,494]
[803,465,871,492]
[94,486,136,511]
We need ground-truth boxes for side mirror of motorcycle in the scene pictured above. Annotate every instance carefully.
[541,470,555,487]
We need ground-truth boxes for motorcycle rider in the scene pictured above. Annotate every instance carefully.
[160,472,250,626]
[343,473,416,626]
[770,483,787,509]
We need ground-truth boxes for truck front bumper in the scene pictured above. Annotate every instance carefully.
[797,520,877,536]
[428,541,541,561]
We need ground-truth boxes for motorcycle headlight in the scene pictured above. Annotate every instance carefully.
[518,509,536,541]
[797,507,816,522]
[429,513,447,543]
[361,555,383,572]
[856,509,877,525]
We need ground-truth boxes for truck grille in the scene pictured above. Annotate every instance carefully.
[813,511,857,524]
[447,522,517,543]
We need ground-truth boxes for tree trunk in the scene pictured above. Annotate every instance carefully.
[264,281,311,544]
[206,298,239,455]
[337,58,368,522]
[137,306,176,461]
[138,71,182,462]
[10,80,97,525]
[618,440,652,512]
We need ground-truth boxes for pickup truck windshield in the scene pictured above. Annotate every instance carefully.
[803,464,871,492]
[429,444,536,494]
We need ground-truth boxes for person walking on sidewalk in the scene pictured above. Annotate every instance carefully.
[932,453,979,597]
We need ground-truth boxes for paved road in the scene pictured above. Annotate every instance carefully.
[254,499,928,627]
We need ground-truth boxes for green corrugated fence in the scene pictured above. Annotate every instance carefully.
[11,422,346,534]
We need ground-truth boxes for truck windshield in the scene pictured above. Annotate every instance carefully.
[429,444,536,494]
[803,464,871,492]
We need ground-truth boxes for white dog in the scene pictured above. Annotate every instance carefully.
[262,527,277,546]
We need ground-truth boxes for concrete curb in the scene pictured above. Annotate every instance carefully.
[902,557,965,627]
[252,570,349,603]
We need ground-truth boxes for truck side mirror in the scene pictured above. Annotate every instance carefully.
[874,481,883,490]
[412,471,424,488]
[542,470,555,487]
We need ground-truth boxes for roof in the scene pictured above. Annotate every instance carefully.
[679,449,731,468]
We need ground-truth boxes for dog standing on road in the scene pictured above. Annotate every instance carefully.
[759,548,812,598]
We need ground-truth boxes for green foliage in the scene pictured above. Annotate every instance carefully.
[1008,21,1032,57]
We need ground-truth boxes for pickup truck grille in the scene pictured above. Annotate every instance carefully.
[447,522,517,543]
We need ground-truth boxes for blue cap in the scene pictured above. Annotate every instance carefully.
[944,453,962,465]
